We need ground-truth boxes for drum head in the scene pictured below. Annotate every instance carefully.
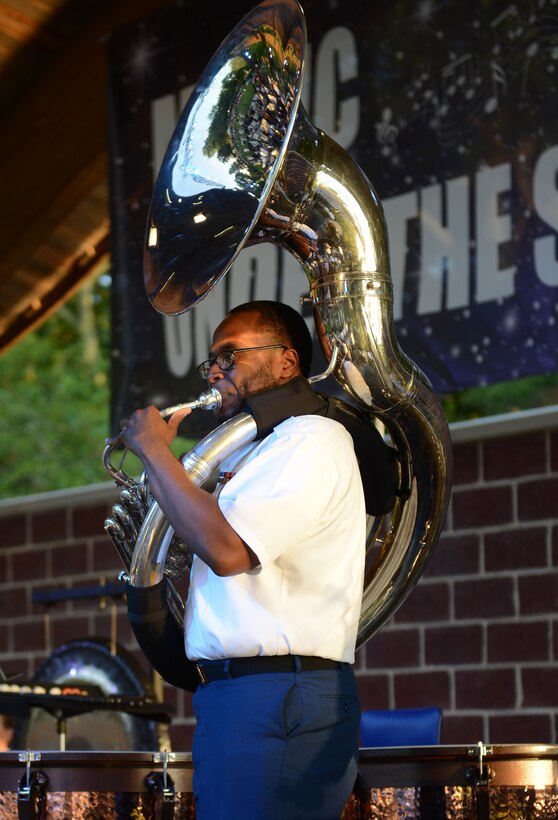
[13,639,166,751]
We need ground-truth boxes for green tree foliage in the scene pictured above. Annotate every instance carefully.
[0,272,112,499]
[442,373,558,422]
[1,267,556,501]
[0,270,197,501]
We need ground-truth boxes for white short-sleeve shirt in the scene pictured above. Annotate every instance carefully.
[184,414,366,663]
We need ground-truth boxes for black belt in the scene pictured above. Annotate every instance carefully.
[194,655,343,685]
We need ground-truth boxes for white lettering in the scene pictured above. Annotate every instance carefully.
[382,192,419,320]
[151,94,175,182]
[163,284,225,378]
[475,163,516,302]
[313,27,359,149]
[418,176,469,315]
[150,86,194,182]
[533,145,558,286]
[152,87,197,375]
[163,314,191,378]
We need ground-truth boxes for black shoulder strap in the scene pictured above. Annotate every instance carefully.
[244,377,398,515]
[317,393,399,515]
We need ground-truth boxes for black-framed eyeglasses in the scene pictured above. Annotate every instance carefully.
[197,344,287,379]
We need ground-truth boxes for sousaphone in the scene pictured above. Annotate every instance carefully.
[104,0,452,685]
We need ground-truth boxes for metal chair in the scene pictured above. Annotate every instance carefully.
[360,706,442,747]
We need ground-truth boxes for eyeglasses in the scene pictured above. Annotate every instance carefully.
[197,344,287,379]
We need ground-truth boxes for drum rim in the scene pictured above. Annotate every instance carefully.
[0,750,193,763]
[358,742,558,760]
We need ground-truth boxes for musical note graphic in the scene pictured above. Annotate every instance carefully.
[375,108,399,155]
[490,4,523,56]
[372,0,558,159]
[441,53,478,103]
[520,40,540,96]
[484,61,507,113]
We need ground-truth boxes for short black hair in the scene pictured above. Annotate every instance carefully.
[228,300,313,377]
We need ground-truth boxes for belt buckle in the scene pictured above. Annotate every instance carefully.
[196,663,208,685]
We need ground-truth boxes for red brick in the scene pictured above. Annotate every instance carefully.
[0,586,27,617]
[441,714,484,745]
[0,514,26,548]
[11,548,48,582]
[0,658,33,681]
[31,509,68,544]
[0,621,9,651]
[490,713,552,744]
[453,486,512,530]
[456,668,516,709]
[29,581,68,612]
[164,687,194,721]
[425,533,480,577]
[519,573,558,615]
[522,667,558,707]
[483,432,546,480]
[169,721,196,751]
[183,690,195,718]
[51,615,90,647]
[12,619,49,653]
[487,621,549,663]
[485,527,547,571]
[454,577,514,619]
[365,628,419,670]
[552,624,558,662]
[354,645,366,669]
[425,625,483,665]
[355,674,390,710]
[161,683,181,717]
[51,542,89,577]
[453,443,480,485]
[92,537,126,573]
[0,553,8,583]
[176,688,195,720]
[394,671,451,709]
[93,610,134,647]
[126,645,153,680]
[518,477,558,521]
[72,503,115,538]
[394,582,450,623]
[65,576,122,606]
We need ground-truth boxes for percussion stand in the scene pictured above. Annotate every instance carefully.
[32,580,127,657]
[53,710,67,752]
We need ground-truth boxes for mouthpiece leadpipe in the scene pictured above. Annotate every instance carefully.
[102,387,222,488]
[159,386,222,417]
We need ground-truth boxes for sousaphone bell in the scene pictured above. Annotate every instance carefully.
[103,0,452,687]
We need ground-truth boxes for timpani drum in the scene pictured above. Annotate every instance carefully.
[0,751,195,819]
[344,744,558,819]
[2,744,558,818]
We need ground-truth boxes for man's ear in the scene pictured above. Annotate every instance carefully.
[281,347,300,379]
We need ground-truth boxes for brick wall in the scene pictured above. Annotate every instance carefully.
[358,424,558,746]
[1,422,557,751]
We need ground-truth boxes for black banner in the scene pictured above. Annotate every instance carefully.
[107,0,558,432]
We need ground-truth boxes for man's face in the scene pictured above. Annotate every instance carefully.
[206,311,290,419]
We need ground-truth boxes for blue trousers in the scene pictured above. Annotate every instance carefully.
[191,664,360,820]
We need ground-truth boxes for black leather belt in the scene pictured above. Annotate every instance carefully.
[194,655,343,685]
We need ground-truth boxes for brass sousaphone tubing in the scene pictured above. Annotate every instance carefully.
[104,0,452,648]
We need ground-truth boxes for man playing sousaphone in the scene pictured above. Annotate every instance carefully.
[111,299,397,819]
